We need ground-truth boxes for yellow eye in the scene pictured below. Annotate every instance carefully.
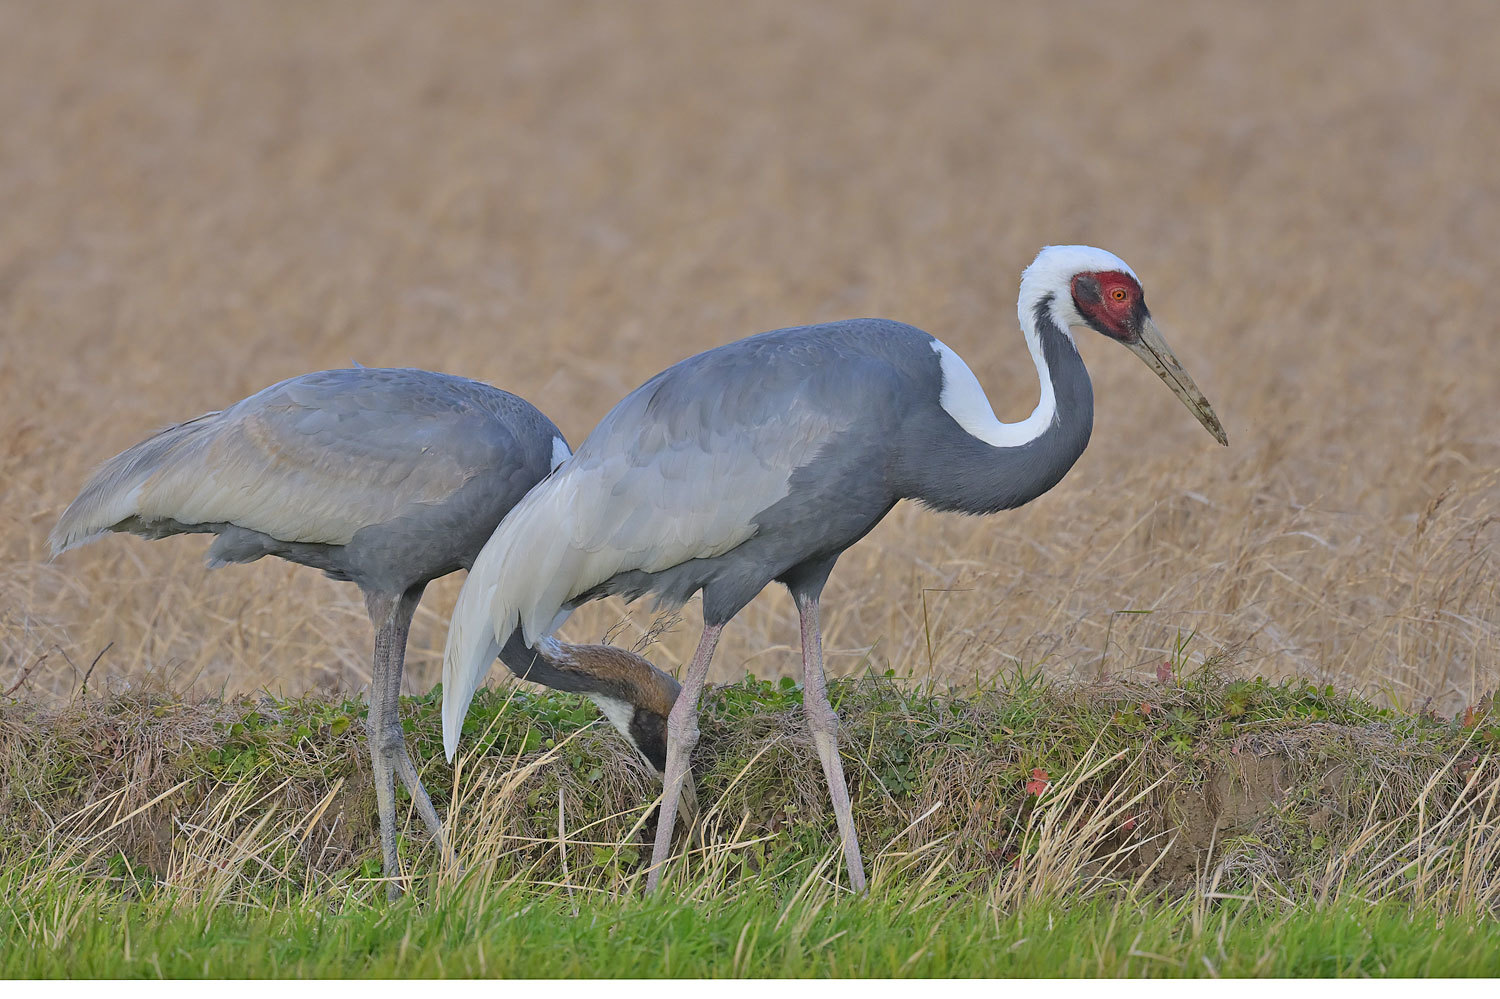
[1110,288,1128,302]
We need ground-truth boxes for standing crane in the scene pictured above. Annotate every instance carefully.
[49,367,685,897]
[442,246,1227,893]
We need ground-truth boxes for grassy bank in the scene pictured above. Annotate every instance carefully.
[4,666,1500,975]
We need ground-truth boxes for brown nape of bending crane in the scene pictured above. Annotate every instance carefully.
[443,245,1228,895]
[48,367,688,899]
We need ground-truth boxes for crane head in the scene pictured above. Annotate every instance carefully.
[1024,245,1229,446]
[573,645,701,830]
[568,643,681,772]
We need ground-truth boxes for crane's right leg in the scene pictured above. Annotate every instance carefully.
[365,587,452,900]
[794,591,867,893]
[644,622,723,893]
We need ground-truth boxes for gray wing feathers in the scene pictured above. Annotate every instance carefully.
[441,344,854,758]
[50,370,494,558]
[49,411,224,556]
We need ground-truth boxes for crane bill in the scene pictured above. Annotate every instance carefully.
[1126,316,1229,446]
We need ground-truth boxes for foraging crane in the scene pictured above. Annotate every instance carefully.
[49,367,684,897]
[438,244,1224,888]
[443,246,1228,893]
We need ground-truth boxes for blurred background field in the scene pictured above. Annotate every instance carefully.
[1,0,1496,711]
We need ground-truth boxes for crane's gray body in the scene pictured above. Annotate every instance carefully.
[569,309,1092,626]
[444,301,1097,894]
[54,365,700,892]
[444,306,1093,760]
[52,367,567,596]
[442,244,1219,895]
[50,366,587,895]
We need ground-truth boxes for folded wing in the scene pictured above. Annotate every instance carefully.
[50,369,495,557]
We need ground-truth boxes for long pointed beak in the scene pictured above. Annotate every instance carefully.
[1125,315,1229,446]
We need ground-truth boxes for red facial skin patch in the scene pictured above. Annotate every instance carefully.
[1071,270,1144,340]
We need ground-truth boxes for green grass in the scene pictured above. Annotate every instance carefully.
[5,877,1499,978]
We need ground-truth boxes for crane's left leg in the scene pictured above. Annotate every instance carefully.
[795,591,867,893]
[365,591,406,899]
[366,586,453,901]
[381,585,454,864]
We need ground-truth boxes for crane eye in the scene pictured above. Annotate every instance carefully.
[1110,287,1128,303]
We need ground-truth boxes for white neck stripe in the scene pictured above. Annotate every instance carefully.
[930,245,1134,451]
[930,336,1056,449]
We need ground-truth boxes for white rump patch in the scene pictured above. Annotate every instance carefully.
[930,338,1056,449]
[551,436,571,470]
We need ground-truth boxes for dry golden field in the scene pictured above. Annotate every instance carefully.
[1,0,1496,713]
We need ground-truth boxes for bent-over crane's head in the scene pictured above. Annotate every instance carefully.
[543,642,676,762]
[1022,245,1228,446]
[565,642,699,826]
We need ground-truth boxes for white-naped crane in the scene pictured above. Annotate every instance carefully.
[442,245,1228,893]
[49,367,685,897]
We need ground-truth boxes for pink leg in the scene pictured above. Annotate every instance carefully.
[797,593,867,892]
[645,622,723,892]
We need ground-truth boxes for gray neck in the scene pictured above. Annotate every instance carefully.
[900,299,1094,514]
[498,630,614,699]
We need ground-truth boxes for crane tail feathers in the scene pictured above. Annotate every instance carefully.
[47,526,110,561]
[48,413,222,558]
[441,475,599,758]
[442,547,512,760]
[441,625,500,763]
